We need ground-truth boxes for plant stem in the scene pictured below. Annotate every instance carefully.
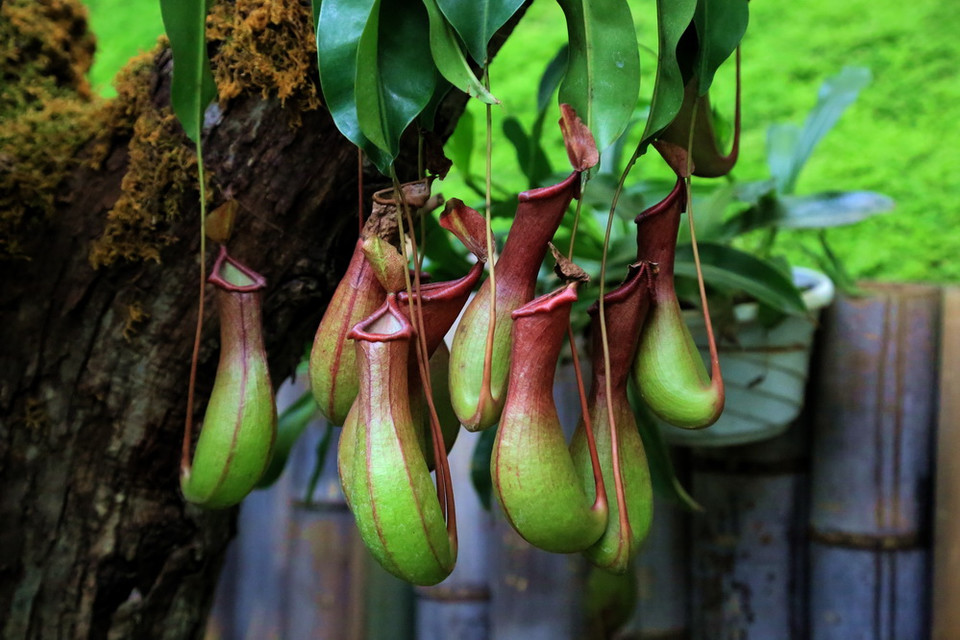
[684,102,723,386]
[357,148,365,237]
[568,325,607,514]
[596,136,654,557]
[566,174,587,260]
[390,169,457,550]
[480,69,497,422]
[181,144,209,474]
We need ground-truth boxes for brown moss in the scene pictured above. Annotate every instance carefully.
[0,0,96,113]
[22,397,50,432]
[123,302,150,341]
[3,0,322,264]
[0,0,101,259]
[207,0,321,113]
[89,51,206,268]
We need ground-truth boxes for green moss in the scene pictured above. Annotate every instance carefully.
[1,0,96,112]
[738,0,960,282]
[88,0,323,267]
[0,0,101,259]
[88,48,205,268]
[441,0,960,283]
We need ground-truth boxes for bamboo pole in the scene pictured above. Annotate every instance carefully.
[808,284,940,639]
[488,365,588,639]
[933,287,960,639]
[415,429,493,640]
[617,496,691,640]
[206,380,415,640]
[687,422,810,640]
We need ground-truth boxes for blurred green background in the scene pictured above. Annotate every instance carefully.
[81,0,959,282]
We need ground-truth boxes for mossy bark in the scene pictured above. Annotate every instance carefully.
[0,1,477,637]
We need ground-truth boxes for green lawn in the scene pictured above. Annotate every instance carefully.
[81,0,959,282]
[83,0,164,97]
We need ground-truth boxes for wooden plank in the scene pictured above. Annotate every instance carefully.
[933,287,960,640]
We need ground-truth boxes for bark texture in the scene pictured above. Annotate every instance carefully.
[0,2,467,637]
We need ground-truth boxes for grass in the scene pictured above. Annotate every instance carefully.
[81,0,959,281]
[83,0,164,97]
[441,0,960,283]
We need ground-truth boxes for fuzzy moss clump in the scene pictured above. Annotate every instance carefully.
[6,0,323,265]
[88,48,206,268]
[0,0,101,259]
[0,0,95,110]
[207,0,321,113]
[89,0,322,267]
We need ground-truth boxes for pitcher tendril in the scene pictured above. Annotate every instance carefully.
[181,142,208,475]
[390,168,457,539]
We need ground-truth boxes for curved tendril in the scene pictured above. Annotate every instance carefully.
[568,324,607,515]
[182,140,208,475]
[684,102,723,391]
[357,148,365,237]
[596,138,651,561]
[480,68,498,423]
[389,169,458,549]
[404,203,452,523]
[562,174,605,516]
[566,174,588,260]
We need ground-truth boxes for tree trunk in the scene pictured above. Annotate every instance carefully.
[0,1,467,637]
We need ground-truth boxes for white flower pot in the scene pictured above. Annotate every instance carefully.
[660,267,835,447]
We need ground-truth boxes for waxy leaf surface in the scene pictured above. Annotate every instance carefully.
[641,0,697,145]
[316,0,388,167]
[436,0,525,64]
[674,242,806,315]
[557,0,640,152]
[693,0,748,95]
[356,0,438,172]
[159,0,217,145]
[423,0,498,103]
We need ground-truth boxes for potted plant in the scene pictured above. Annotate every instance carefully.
[650,66,894,446]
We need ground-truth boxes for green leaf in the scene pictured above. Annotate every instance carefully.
[766,122,802,194]
[256,390,318,489]
[693,0,749,96]
[503,116,553,188]
[674,242,807,314]
[768,66,872,193]
[315,0,388,165]
[159,0,217,145]
[599,115,642,176]
[537,45,569,115]
[446,108,475,178]
[303,423,335,504]
[719,188,786,239]
[356,0,438,172]
[640,0,697,145]
[557,0,641,152]
[629,385,701,511]
[419,79,452,132]
[680,181,737,243]
[423,0,499,104]
[778,190,894,228]
[811,230,863,296]
[436,0,526,64]
[514,47,567,185]
[725,184,891,240]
